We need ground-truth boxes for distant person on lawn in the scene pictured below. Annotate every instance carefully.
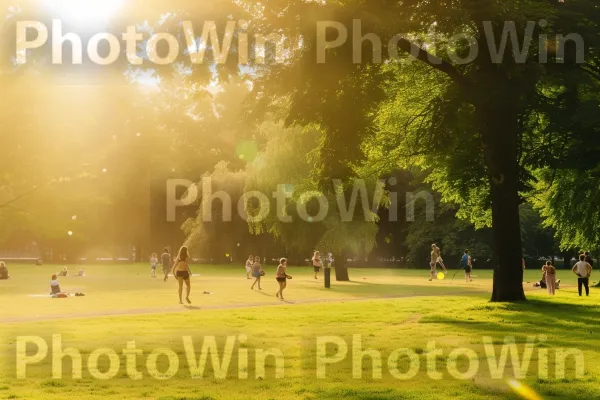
[0,261,10,280]
[312,251,322,280]
[172,246,192,304]
[58,266,68,276]
[542,261,557,295]
[245,255,253,279]
[251,256,263,290]
[572,254,592,296]
[150,253,158,278]
[276,258,290,300]
[461,250,472,282]
[161,248,172,282]
[50,274,61,294]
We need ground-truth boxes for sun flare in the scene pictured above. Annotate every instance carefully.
[40,0,123,24]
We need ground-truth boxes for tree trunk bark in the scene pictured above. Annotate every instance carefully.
[479,105,526,302]
[334,249,350,281]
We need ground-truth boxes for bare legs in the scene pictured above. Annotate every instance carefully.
[251,277,261,290]
[276,281,287,299]
[177,277,191,304]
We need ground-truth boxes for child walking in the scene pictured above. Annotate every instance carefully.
[150,253,158,277]
[251,256,263,290]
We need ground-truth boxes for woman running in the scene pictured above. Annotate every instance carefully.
[312,251,322,279]
[276,258,290,300]
[172,246,192,304]
[245,255,254,279]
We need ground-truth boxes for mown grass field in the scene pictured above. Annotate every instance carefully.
[0,263,599,400]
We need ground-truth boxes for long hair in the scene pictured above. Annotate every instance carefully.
[177,246,189,261]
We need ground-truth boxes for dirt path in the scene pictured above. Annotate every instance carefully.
[1,291,487,324]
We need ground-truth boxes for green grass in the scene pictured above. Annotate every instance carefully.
[0,263,599,399]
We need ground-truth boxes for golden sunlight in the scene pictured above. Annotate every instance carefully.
[40,0,124,24]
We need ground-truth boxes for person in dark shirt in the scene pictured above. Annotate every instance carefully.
[161,248,172,282]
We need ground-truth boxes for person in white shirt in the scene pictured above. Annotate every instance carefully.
[50,274,61,294]
[572,254,592,296]
[245,255,253,279]
[150,253,158,278]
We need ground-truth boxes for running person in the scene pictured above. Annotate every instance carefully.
[433,244,447,273]
[172,246,192,304]
[312,251,322,279]
[461,249,473,282]
[275,258,290,300]
[161,248,172,282]
[150,253,158,278]
[245,255,253,279]
[250,256,263,290]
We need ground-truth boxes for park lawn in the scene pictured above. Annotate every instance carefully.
[0,264,598,400]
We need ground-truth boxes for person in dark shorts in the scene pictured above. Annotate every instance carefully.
[161,248,172,282]
[251,256,263,290]
[276,258,290,300]
[312,251,322,279]
[172,246,192,304]
[460,250,472,282]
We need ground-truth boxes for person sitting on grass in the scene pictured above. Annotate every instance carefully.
[572,254,592,296]
[77,268,85,277]
[534,269,547,289]
[0,261,11,280]
[50,274,61,294]
[58,266,68,276]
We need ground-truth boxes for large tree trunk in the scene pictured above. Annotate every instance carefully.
[334,249,350,281]
[479,105,526,302]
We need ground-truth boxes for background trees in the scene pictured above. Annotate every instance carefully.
[1,0,599,302]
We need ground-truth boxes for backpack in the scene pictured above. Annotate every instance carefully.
[461,254,469,269]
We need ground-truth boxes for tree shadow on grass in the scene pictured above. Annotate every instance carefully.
[421,299,600,348]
